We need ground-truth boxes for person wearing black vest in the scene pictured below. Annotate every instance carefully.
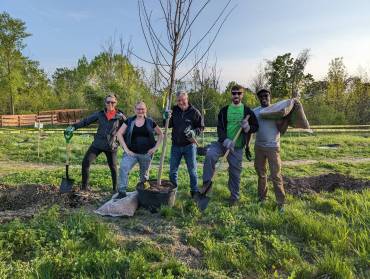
[116,101,163,199]
[163,90,204,198]
[64,94,126,192]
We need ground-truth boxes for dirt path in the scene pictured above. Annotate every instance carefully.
[238,157,370,168]
[0,157,369,176]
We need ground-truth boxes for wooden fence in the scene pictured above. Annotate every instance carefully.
[0,109,87,127]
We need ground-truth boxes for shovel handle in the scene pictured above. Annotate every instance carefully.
[65,164,69,179]
[66,143,71,165]
[223,127,243,159]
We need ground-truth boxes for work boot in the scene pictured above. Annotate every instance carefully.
[116,192,127,200]
[199,181,213,196]
[278,204,285,214]
[258,198,266,205]
[228,197,238,207]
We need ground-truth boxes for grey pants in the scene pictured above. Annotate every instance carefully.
[118,153,152,192]
[203,141,243,200]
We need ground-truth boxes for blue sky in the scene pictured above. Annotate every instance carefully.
[2,0,370,88]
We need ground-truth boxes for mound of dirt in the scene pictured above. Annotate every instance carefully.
[283,173,370,197]
[137,180,175,193]
[0,184,106,223]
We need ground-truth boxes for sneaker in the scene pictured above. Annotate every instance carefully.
[116,192,127,200]
[199,181,213,196]
[191,191,200,200]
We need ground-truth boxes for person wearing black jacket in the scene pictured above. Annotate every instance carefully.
[64,94,126,192]
[200,85,258,206]
[164,90,204,198]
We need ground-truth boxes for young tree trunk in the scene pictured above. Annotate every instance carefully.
[157,28,180,186]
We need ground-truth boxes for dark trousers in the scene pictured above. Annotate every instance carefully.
[82,145,118,191]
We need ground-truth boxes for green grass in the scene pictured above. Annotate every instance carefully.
[0,129,369,278]
[0,130,369,165]
[1,160,369,278]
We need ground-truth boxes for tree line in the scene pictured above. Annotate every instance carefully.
[1,12,369,125]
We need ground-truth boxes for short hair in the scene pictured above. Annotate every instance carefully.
[256,88,271,96]
[230,84,244,93]
[105,93,117,101]
[135,100,146,108]
[176,90,188,98]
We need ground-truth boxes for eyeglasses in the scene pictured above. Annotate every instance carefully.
[106,101,116,105]
[231,91,242,96]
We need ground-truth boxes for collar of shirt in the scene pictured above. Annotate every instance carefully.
[105,109,116,121]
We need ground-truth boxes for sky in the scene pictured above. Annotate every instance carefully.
[2,0,370,88]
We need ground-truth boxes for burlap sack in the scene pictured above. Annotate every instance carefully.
[288,100,311,130]
[260,98,311,131]
[259,99,295,120]
[95,191,138,217]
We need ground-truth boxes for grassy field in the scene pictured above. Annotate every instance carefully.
[0,129,369,278]
[0,129,369,165]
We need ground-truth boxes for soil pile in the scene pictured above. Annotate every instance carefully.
[0,184,105,222]
[283,173,370,197]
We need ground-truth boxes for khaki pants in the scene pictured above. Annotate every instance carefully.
[254,145,285,205]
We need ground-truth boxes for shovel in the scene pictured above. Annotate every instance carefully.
[60,131,74,193]
[197,116,249,211]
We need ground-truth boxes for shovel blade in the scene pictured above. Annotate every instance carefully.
[196,195,210,212]
[60,178,74,193]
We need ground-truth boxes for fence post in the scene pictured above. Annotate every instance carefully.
[18,115,21,127]
[51,112,54,126]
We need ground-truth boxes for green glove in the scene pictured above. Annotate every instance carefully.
[162,109,171,120]
[64,126,75,143]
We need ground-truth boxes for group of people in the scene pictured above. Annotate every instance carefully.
[64,84,291,211]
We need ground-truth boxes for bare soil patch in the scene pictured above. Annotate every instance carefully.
[0,184,106,222]
[283,173,370,197]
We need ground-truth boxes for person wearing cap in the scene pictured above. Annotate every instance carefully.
[200,84,259,206]
[64,94,126,192]
[252,88,292,212]
[163,90,204,199]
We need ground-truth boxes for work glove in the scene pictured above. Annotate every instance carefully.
[223,138,235,152]
[241,118,250,133]
[162,109,172,120]
[64,126,75,143]
[245,147,252,161]
[184,126,196,139]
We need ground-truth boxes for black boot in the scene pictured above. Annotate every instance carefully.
[116,192,127,199]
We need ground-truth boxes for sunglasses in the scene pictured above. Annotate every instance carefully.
[231,91,242,96]
[106,101,116,104]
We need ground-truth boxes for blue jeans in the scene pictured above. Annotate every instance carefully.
[169,144,198,192]
[118,153,152,193]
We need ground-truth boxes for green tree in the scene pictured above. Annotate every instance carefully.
[326,57,347,112]
[0,12,31,114]
[265,50,313,99]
